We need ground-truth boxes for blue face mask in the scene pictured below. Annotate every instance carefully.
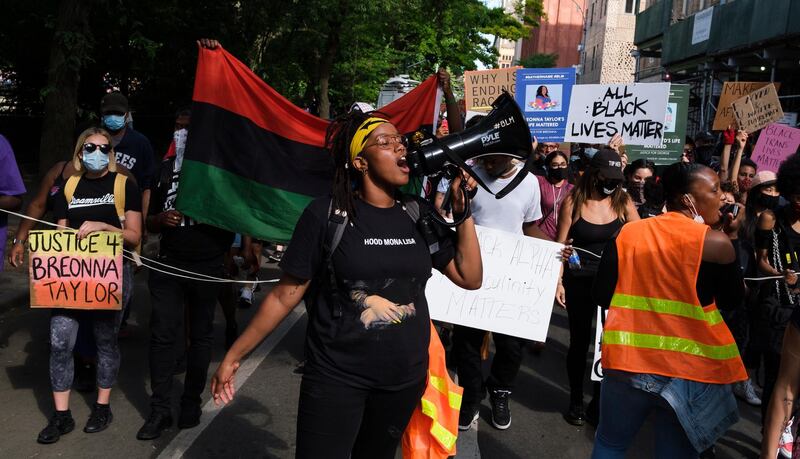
[102,114,126,131]
[82,150,110,172]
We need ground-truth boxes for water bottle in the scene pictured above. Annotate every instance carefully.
[568,252,582,270]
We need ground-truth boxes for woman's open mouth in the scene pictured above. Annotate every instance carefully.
[397,156,409,174]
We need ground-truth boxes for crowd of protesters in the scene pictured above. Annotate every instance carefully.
[2,41,800,459]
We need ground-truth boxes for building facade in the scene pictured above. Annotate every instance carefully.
[518,0,586,68]
[581,0,639,83]
[634,0,800,133]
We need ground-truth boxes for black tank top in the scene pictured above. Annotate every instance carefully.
[46,162,69,212]
[567,217,624,277]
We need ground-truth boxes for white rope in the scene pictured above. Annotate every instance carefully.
[2,208,280,284]
[744,275,786,281]
[572,246,602,259]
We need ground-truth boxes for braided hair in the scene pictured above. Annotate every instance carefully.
[325,110,374,218]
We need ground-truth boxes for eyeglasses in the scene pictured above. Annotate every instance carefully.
[83,143,111,154]
[364,134,408,150]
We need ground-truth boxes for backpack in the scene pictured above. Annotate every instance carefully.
[308,195,430,318]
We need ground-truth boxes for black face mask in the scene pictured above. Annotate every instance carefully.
[596,179,622,196]
[547,167,567,181]
[758,193,780,210]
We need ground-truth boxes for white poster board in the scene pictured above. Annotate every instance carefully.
[691,7,714,45]
[426,225,563,342]
[591,307,607,382]
[565,83,671,146]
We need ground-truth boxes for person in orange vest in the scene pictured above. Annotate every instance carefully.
[590,162,748,458]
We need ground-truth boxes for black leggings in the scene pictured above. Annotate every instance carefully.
[296,371,425,459]
[564,275,599,406]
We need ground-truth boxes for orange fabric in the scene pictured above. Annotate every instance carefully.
[402,323,463,459]
[601,212,747,384]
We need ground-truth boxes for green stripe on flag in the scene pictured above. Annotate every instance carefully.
[603,330,740,360]
[176,160,315,244]
[611,293,724,325]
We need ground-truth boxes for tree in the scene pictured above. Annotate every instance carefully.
[518,52,558,69]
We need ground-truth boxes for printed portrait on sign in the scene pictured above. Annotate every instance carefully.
[526,84,561,112]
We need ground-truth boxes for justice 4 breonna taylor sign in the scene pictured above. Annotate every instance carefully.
[565,83,671,147]
[426,225,563,342]
[28,230,124,310]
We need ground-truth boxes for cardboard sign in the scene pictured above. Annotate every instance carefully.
[515,67,576,142]
[751,123,800,173]
[732,83,784,134]
[627,84,690,165]
[29,230,124,310]
[565,83,670,146]
[712,82,781,131]
[426,225,562,342]
[591,307,607,382]
[464,67,521,112]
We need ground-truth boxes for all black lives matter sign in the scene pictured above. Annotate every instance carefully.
[565,83,671,147]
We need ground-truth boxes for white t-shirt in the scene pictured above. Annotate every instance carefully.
[470,164,542,234]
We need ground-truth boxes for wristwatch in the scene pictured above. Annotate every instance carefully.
[12,237,26,246]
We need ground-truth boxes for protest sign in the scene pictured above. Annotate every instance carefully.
[515,67,576,142]
[426,225,562,342]
[732,83,784,134]
[29,230,124,310]
[627,84,690,165]
[778,112,798,127]
[712,82,781,131]
[565,83,670,146]
[591,307,607,382]
[751,123,800,173]
[464,67,521,112]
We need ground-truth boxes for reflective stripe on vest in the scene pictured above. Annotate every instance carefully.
[611,293,724,326]
[603,330,741,360]
[429,375,463,410]
[420,398,458,450]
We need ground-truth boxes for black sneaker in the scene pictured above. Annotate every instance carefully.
[489,389,512,430]
[84,403,113,433]
[136,411,173,440]
[563,403,585,426]
[458,406,479,431]
[178,404,201,429]
[37,410,75,444]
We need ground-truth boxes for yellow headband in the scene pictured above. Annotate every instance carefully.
[349,117,388,163]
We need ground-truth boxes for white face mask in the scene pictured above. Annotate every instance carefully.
[684,194,705,224]
[173,128,188,171]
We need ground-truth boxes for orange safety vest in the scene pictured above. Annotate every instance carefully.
[601,212,747,384]
[402,322,463,459]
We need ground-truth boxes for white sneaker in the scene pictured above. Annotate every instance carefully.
[733,380,762,406]
[779,418,793,458]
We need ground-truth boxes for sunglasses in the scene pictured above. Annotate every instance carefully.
[83,143,111,154]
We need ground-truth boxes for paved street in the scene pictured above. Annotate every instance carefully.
[0,259,763,458]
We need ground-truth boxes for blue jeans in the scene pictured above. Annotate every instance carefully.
[591,374,697,459]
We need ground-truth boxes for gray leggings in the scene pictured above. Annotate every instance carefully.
[49,262,133,392]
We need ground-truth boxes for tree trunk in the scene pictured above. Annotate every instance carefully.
[317,0,347,119]
[37,0,91,176]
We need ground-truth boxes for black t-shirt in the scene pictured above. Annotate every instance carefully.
[53,172,141,229]
[148,158,234,262]
[756,209,800,304]
[280,196,455,390]
[113,128,155,190]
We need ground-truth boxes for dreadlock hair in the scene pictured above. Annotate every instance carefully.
[325,110,380,218]
[776,152,800,198]
[661,162,708,210]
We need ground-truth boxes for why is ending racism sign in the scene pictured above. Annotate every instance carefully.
[565,83,670,146]
[29,230,124,310]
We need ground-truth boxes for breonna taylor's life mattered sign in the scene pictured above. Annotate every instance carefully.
[29,230,124,310]
[565,83,671,146]
[426,225,563,342]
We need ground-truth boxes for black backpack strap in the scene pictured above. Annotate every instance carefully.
[401,195,421,223]
[321,200,348,318]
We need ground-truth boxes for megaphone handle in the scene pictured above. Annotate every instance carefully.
[438,142,495,196]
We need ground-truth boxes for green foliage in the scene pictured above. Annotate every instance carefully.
[518,52,559,68]
[0,0,544,120]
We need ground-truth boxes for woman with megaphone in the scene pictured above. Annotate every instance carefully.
[211,110,482,459]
